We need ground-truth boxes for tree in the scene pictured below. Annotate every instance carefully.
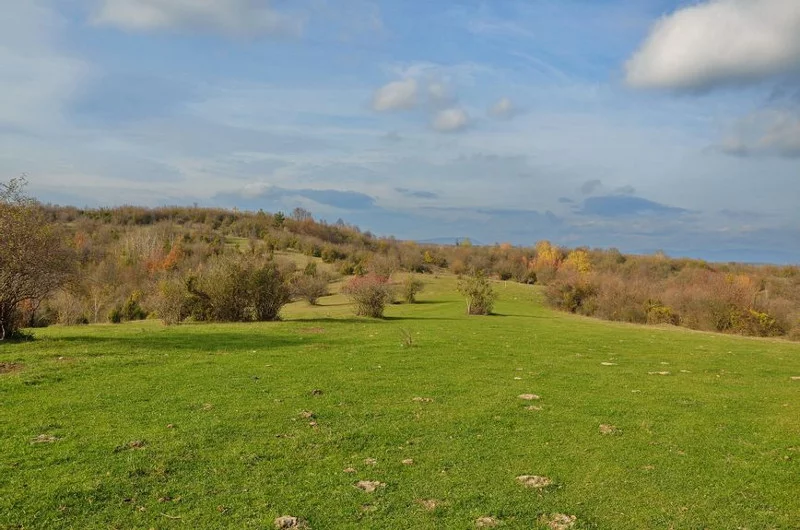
[457,270,498,315]
[0,177,74,339]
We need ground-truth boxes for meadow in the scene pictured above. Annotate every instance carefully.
[1,276,799,529]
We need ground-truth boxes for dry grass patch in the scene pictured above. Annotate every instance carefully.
[539,513,576,529]
[516,475,552,489]
[518,394,540,401]
[0,362,23,374]
[599,424,618,435]
[475,515,501,527]
[355,480,385,493]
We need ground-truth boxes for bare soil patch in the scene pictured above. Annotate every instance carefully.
[599,424,617,435]
[475,515,500,527]
[539,513,577,529]
[516,475,552,488]
[0,362,22,375]
[648,371,670,376]
[31,434,58,444]
[355,480,385,493]
[518,394,540,401]
[274,515,307,528]
[417,499,440,511]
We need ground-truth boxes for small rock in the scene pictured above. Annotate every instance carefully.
[355,480,385,493]
[516,475,552,488]
[308,421,318,428]
[648,371,670,376]
[475,515,500,527]
[300,411,315,419]
[518,394,540,400]
[791,376,800,381]
[601,362,617,366]
[202,403,214,411]
[166,424,175,429]
[412,397,433,403]
[402,459,414,465]
[513,377,522,380]
[364,458,377,466]
[526,405,543,411]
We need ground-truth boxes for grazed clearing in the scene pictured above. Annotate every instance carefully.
[1,277,798,529]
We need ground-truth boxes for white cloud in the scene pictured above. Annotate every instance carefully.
[489,97,516,119]
[427,81,453,106]
[371,78,418,111]
[432,108,470,133]
[626,0,800,91]
[721,108,800,157]
[92,0,304,36]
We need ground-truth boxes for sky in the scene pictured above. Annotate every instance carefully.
[2,0,800,263]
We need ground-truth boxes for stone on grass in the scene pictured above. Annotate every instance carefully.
[599,424,617,435]
[274,515,302,528]
[518,394,540,401]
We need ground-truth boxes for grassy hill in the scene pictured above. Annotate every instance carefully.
[1,276,799,529]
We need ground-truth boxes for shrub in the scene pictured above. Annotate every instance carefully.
[545,279,596,314]
[156,278,187,325]
[400,275,425,304]
[342,273,393,318]
[291,274,329,305]
[121,291,147,321]
[646,301,679,325]
[250,263,291,321]
[457,271,498,315]
[186,254,290,322]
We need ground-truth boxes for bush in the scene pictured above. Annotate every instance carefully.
[121,291,147,321]
[342,273,393,318]
[156,278,187,325]
[186,254,291,322]
[457,271,498,315]
[291,274,329,305]
[400,275,425,304]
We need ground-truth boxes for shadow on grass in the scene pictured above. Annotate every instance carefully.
[41,331,333,353]
[290,316,458,324]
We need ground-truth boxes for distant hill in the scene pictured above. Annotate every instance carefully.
[416,237,485,246]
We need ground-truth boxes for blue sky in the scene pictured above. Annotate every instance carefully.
[2,0,800,262]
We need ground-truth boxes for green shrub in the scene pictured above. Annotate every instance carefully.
[400,275,425,304]
[457,271,498,315]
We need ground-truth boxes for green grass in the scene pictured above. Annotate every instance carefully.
[1,277,799,529]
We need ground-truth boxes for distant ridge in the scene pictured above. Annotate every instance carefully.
[416,237,485,246]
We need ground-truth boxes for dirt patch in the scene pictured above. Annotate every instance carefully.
[599,424,618,435]
[412,397,434,403]
[417,499,440,511]
[299,410,315,419]
[114,440,146,452]
[355,480,385,493]
[539,513,576,530]
[343,467,357,474]
[518,394,540,401]
[526,405,543,411]
[299,327,325,334]
[600,362,617,366]
[791,376,800,381]
[0,362,23,375]
[201,403,214,411]
[31,434,58,444]
[364,458,377,466]
[475,516,500,527]
[311,389,324,396]
[648,371,670,376]
[274,515,307,528]
[402,459,414,465]
[516,475,552,489]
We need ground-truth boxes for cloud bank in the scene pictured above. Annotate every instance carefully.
[626,0,800,91]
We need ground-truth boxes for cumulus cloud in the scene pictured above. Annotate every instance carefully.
[720,108,800,157]
[626,0,800,91]
[580,179,603,195]
[488,97,517,119]
[91,0,304,36]
[371,78,418,111]
[432,108,469,133]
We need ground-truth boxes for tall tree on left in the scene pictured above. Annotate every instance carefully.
[0,176,74,340]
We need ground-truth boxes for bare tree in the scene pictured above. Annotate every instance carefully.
[0,176,74,339]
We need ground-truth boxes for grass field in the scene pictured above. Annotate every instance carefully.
[1,276,799,529]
